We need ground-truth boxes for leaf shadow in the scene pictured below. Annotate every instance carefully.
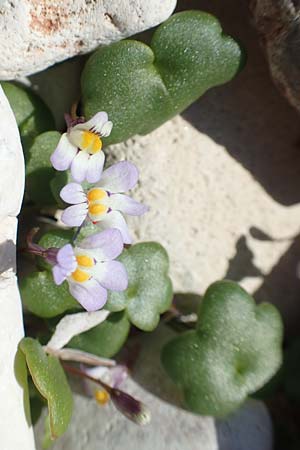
[0,239,16,275]
[178,0,300,206]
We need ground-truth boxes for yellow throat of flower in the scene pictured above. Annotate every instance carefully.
[71,254,94,283]
[87,188,109,219]
[69,129,102,155]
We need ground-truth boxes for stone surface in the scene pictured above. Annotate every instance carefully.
[108,113,300,334]
[0,0,176,80]
[217,399,273,450]
[249,0,300,114]
[35,325,273,450]
[0,87,35,449]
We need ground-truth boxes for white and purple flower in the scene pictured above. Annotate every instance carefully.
[52,229,128,312]
[59,161,148,244]
[50,112,113,183]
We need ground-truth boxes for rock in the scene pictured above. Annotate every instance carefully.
[249,0,300,114]
[0,0,176,80]
[34,325,273,450]
[106,112,300,334]
[217,400,273,450]
[0,87,35,449]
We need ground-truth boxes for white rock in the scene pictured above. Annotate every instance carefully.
[217,400,273,450]
[35,380,218,450]
[0,87,35,449]
[104,114,300,334]
[34,325,273,450]
[0,0,176,80]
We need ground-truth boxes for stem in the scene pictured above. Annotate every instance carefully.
[63,363,113,394]
[71,224,83,244]
[70,101,79,120]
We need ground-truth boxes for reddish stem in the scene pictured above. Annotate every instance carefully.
[62,363,112,394]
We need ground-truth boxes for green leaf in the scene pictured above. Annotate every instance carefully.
[19,338,73,440]
[25,131,61,205]
[161,280,283,417]
[1,82,55,153]
[81,11,243,145]
[20,270,81,318]
[69,311,130,358]
[106,242,172,331]
[50,170,72,207]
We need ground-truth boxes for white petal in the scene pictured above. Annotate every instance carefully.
[92,261,128,291]
[71,151,89,182]
[45,309,110,350]
[97,161,139,193]
[61,203,88,227]
[68,278,108,311]
[78,228,124,261]
[94,211,132,244]
[86,152,105,183]
[100,121,113,137]
[52,265,67,285]
[60,182,87,205]
[50,133,77,171]
[108,194,148,216]
[56,244,77,273]
[73,112,108,134]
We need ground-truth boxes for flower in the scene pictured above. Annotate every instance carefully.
[60,161,148,244]
[50,112,113,183]
[52,228,128,311]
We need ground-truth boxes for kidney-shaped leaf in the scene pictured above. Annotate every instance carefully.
[69,311,131,358]
[81,11,243,145]
[25,131,61,205]
[161,280,283,417]
[20,270,80,318]
[19,338,73,440]
[1,82,55,153]
[106,242,172,331]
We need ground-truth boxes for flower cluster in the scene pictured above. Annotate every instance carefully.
[32,112,148,311]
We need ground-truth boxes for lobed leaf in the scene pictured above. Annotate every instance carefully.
[20,270,80,318]
[25,131,61,205]
[69,311,130,358]
[161,280,283,417]
[19,338,73,440]
[106,242,173,331]
[1,82,55,154]
[81,11,243,145]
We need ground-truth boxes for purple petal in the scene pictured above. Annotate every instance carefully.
[93,260,128,291]
[68,278,107,311]
[98,161,139,193]
[50,133,77,171]
[73,112,108,134]
[94,211,132,244]
[60,183,86,205]
[71,151,89,183]
[78,228,124,261]
[56,244,77,273]
[108,194,149,216]
[52,265,67,285]
[61,203,88,227]
[86,152,105,183]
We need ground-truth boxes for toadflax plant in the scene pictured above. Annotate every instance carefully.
[0,7,285,448]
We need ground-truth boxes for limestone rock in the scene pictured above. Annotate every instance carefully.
[105,114,300,333]
[34,325,273,450]
[249,0,300,114]
[0,0,176,80]
[0,87,35,449]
